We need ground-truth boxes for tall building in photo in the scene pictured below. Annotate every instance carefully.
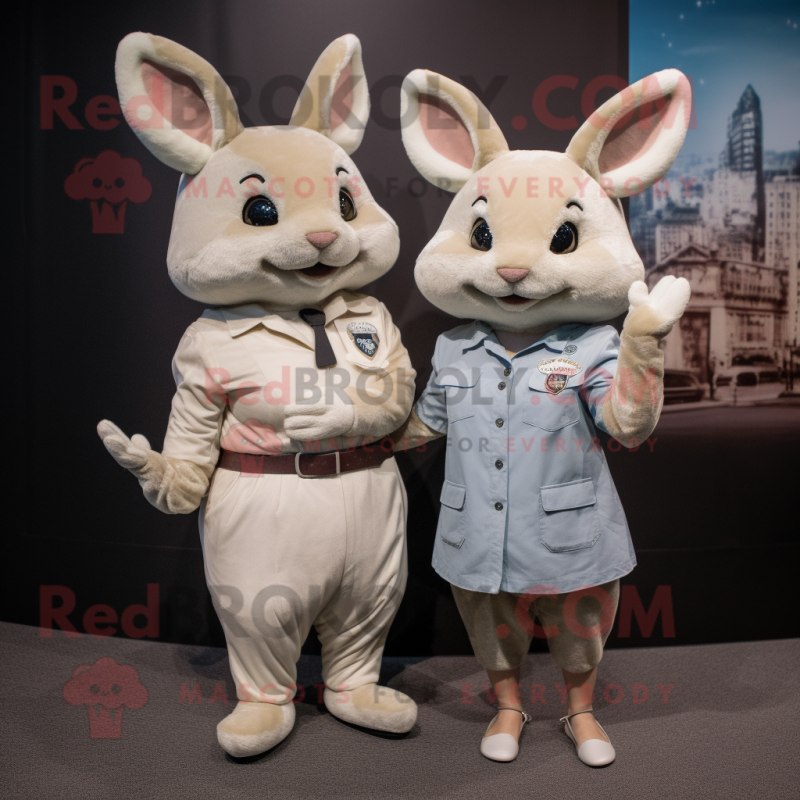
[724,86,762,172]
[765,162,800,366]
[654,205,709,262]
[766,176,800,270]
[794,147,800,358]
[721,85,765,261]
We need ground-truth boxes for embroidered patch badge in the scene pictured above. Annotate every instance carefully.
[545,374,569,393]
[563,344,578,355]
[347,322,380,359]
[538,357,582,394]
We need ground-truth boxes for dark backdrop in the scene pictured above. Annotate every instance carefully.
[9,0,798,655]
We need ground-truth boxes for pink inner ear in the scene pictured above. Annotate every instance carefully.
[598,77,684,175]
[330,62,354,131]
[141,60,213,147]
[418,93,474,169]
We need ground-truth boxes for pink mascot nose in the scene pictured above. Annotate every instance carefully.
[497,268,529,283]
[306,232,338,249]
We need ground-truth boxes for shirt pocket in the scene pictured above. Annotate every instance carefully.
[523,370,580,431]
[538,478,601,553]
[438,479,466,548]
[434,363,481,424]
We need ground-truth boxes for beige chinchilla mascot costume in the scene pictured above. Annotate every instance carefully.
[395,68,692,766]
[97,32,417,758]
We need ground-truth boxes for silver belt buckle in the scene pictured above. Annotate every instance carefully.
[294,450,340,478]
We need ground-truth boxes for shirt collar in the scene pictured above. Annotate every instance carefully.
[462,321,585,361]
[221,291,373,339]
[518,323,585,357]
[461,321,494,351]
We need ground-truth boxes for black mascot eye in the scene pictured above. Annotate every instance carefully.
[114,177,125,189]
[339,189,357,221]
[243,196,278,226]
[470,218,493,251]
[92,178,102,188]
[550,222,578,254]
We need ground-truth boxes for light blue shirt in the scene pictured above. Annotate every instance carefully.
[415,321,636,595]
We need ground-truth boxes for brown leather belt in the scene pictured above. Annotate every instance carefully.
[219,440,394,478]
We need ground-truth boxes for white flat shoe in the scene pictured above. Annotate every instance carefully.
[560,710,616,767]
[480,707,531,762]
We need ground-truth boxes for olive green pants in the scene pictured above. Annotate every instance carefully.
[451,579,620,674]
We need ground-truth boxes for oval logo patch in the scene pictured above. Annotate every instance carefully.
[538,357,582,394]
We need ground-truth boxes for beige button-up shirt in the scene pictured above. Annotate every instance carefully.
[161,291,416,470]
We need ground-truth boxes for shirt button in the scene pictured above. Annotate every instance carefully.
[495,460,504,469]
[498,382,506,390]
[495,418,504,428]
[503,368,511,376]
[495,502,504,511]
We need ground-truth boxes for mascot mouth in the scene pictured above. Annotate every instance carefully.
[464,285,543,310]
[497,294,533,306]
[298,264,339,279]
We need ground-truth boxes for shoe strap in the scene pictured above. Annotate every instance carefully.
[559,709,611,744]
[559,709,594,724]
[497,707,531,723]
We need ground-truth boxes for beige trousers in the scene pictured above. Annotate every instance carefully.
[451,579,620,674]
[199,457,408,703]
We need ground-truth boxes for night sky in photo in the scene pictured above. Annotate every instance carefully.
[630,0,800,158]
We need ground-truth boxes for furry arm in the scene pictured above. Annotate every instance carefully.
[599,276,691,446]
[601,332,665,445]
[391,409,446,452]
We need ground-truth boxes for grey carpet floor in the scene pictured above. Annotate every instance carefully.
[1,621,798,800]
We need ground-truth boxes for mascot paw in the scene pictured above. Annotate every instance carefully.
[97,420,151,471]
[216,701,295,758]
[284,403,355,442]
[324,684,417,734]
[624,275,691,339]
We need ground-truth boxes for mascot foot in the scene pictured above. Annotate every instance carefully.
[324,684,417,734]
[217,701,295,758]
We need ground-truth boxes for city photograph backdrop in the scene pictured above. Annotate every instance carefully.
[629,0,799,395]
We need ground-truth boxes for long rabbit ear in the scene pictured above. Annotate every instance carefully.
[400,70,508,192]
[115,32,244,175]
[290,34,370,155]
[566,69,692,198]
